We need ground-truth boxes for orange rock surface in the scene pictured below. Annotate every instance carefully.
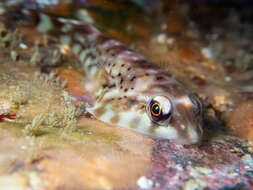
[58,68,87,95]
[227,101,253,141]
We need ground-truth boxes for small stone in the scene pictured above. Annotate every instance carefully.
[156,34,167,44]
[225,76,232,82]
[19,43,28,49]
[137,176,153,189]
[201,48,213,59]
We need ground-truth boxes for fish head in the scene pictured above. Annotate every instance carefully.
[92,88,203,145]
[145,93,203,145]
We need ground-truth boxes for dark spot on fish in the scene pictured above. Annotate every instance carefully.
[130,76,136,82]
[145,73,150,76]
[118,97,122,100]
[121,64,125,67]
[124,96,127,98]
[118,73,121,77]
[120,78,123,84]
[120,86,123,89]
[112,63,116,67]
[108,84,116,89]
[102,84,108,88]
[124,88,128,92]
[111,98,114,100]
[111,53,115,56]
[127,67,132,71]
[131,87,134,90]
[156,76,164,80]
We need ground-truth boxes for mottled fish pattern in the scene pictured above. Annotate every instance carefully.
[2,6,203,144]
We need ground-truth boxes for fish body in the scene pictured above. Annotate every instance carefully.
[2,6,203,144]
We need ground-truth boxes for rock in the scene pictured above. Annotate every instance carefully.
[149,136,253,190]
[227,101,253,142]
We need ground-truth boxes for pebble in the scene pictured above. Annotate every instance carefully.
[225,76,232,82]
[201,47,213,59]
[19,43,28,49]
[137,176,153,189]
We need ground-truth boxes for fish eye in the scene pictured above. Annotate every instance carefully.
[148,96,172,125]
[189,94,202,115]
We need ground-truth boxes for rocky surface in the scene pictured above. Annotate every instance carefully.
[149,138,253,190]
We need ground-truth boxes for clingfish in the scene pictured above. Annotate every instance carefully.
[2,7,203,144]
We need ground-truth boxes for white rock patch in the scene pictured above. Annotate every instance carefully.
[137,176,153,189]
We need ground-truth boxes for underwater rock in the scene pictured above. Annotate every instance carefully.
[227,101,253,142]
[148,136,253,190]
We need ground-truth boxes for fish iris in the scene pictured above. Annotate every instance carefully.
[151,102,161,116]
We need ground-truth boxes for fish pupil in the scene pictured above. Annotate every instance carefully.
[154,105,159,113]
[152,104,160,115]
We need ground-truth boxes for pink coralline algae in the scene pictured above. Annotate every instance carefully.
[146,138,253,190]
